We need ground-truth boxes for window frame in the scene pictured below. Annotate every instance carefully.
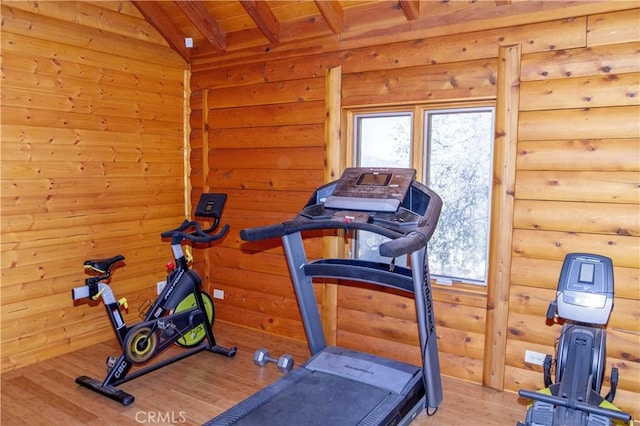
[345,100,496,288]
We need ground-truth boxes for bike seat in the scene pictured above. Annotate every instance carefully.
[83,255,125,274]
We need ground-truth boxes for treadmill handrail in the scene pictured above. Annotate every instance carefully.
[241,219,434,259]
[241,219,401,241]
[379,231,429,258]
[240,180,442,259]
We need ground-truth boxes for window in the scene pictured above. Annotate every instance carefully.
[352,105,495,285]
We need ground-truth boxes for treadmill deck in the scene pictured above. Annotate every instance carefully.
[206,347,426,426]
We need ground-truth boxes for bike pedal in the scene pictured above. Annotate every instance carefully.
[106,356,117,368]
[158,319,177,339]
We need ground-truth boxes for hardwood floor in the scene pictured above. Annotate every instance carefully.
[1,322,527,425]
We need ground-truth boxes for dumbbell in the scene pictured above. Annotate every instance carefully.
[253,348,294,373]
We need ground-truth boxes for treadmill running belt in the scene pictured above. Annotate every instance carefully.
[208,370,398,426]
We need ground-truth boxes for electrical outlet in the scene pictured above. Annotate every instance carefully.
[524,349,547,366]
[157,280,167,295]
[213,289,224,299]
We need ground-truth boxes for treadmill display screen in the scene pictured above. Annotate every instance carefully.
[357,173,392,186]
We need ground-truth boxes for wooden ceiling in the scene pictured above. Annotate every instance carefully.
[131,0,616,63]
[131,0,424,61]
[131,0,593,63]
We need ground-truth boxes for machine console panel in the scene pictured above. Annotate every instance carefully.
[556,253,614,325]
[195,193,227,219]
[300,167,431,231]
[241,167,442,261]
[324,167,416,213]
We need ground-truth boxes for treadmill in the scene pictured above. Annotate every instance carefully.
[207,167,444,426]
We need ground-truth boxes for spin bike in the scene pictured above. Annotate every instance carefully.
[71,193,237,406]
[518,253,633,426]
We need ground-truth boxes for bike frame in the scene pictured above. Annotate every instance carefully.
[71,219,237,405]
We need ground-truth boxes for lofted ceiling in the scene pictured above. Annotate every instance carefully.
[131,0,427,61]
[131,0,595,63]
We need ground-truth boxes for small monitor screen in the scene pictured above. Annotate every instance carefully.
[578,263,595,284]
[357,173,392,187]
[195,193,227,218]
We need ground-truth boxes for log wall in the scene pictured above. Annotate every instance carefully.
[0,1,187,370]
[190,5,639,418]
[506,9,640,414]
[0,0,637,419]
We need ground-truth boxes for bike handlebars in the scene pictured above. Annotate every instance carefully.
[161,219,230,244]
[75,219,229,302]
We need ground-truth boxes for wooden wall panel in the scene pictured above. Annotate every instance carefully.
[503,9,640,419]
[2,2,181,68]
[207,78,326,107]
[520,41,640,81]
[208,125,325,149]
[0,1,187,371]
[341,59,498,106]
[513,200,639,237]
[586,9,640,46]
[518,106,639,140]
[3,0,637,418]
[190,4,639,418]
[515,171,638,204]
[519,72,639,110]
[189,49,327,340]
[517,138,640,171]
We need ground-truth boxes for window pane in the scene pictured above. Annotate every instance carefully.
[356,114,412,168]
[425,109,494,283]
[355,113,412,263]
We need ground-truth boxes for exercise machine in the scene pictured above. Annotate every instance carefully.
[518,253,633,425]
[207,167,443,426]
[71,193,237,406]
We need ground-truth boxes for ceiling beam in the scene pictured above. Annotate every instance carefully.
[131,1,190,62]
[400,0,420,21]
[239,0,280,44]
[314,0,344,33]
[175,1,226,52]
[399,0,420,21]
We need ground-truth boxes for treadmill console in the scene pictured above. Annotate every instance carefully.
[300,167,433,231]
[556,253,614,325]
[241,167,442,259]
[324,167,416,212]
